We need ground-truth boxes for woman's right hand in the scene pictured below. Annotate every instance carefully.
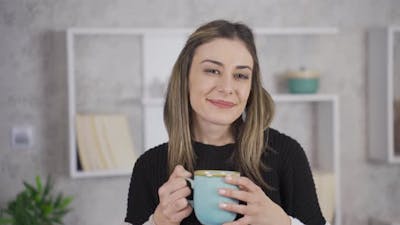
[153,165,193,225]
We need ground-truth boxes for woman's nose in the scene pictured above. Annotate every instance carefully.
[217,75,234,95]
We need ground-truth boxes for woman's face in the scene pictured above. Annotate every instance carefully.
[188,38,253,128]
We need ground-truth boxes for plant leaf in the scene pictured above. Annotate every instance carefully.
[0,217,13,225]
[43,176,52,199]
[35,176,42,194]
[54,193,62,208]
[3,175,73,225]
[60,197,73,209]
[23,182,37,196]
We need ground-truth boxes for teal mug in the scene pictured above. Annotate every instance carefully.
[186,170,240,225]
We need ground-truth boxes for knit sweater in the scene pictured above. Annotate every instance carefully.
[125,128,326,225]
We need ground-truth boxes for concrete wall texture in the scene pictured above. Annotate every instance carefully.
[1,1,400,225]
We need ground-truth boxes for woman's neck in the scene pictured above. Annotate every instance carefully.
[192,120,234,146]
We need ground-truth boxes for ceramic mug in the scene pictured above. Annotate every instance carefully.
[186,170,240,225]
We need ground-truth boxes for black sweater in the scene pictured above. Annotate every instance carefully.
[125,128,326,225]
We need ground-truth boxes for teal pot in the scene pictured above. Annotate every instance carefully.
[288,77,319,94]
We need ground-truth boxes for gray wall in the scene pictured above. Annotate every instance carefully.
[1,1,400,225]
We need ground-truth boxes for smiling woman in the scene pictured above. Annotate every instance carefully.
[125,20,327,225]
[189,38,253,134]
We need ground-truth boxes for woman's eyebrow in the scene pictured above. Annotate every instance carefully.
[200,59,252,71]
[236,65,252,71]
[200,59,223,66]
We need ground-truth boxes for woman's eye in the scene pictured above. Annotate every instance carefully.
[235,73,249,80]
[205,69,220,75]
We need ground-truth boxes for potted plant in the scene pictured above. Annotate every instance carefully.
[0,176,73,225]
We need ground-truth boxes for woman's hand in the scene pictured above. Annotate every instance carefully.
[153,165,193,225]
[219,176,291,225]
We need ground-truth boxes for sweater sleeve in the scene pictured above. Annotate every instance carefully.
[125,154,157,225]
[279,139,326,225]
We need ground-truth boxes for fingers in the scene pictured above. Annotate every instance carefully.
[225,176,260,193]
[220,202,260,225]
[159,165,192,201]
[219,176,264,203]
[218,188,255,203]
[219,176,283,225]
[222,216,251,225]
[163,187,192,211]
[221,176,272,206]
[169,205,193,222]
[158,178,187,199]
[154,165,193,224]
[169,165,192,180]
[158,183,191,217]
[155,203,193,224]
[219,202,248,215]
[162,196,191,216]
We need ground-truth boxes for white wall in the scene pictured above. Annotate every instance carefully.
[1,1,400,225]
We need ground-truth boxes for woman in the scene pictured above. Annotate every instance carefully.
[125,20,327,225]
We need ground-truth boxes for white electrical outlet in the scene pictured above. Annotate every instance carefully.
[11,126,33,150]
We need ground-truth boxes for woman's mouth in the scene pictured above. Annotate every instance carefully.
[207,99,236,109]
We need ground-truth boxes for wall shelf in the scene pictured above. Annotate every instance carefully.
[273,93,338,102]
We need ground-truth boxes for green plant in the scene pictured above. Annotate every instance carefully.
[0,176,73,225]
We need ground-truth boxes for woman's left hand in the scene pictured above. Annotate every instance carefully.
[218,175,291,225]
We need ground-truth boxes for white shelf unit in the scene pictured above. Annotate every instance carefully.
[275,94,340,225]
[66,27,341,225]
[367,26,400,163]
[66,29,146,179]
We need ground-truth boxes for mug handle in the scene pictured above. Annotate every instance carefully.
[185,178,194,207]
[185,177,194,187]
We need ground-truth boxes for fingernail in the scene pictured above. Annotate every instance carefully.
[219,203,227,208]
[218,189,226,194]
[225,175,233,181]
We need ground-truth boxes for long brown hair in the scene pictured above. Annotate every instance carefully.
[163,20,275,190]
